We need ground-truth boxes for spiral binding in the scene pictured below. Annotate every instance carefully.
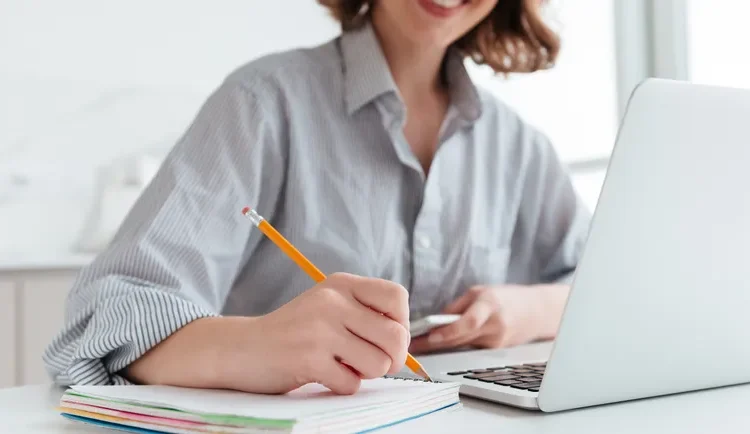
[383,375,442,383]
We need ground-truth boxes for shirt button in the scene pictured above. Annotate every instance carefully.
[417,235,432,249]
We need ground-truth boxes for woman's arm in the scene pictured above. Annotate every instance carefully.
[43,79,286,386]
[124,317,243,388]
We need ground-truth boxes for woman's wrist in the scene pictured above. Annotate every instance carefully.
[211,315,264,389]
[124,316,259,389]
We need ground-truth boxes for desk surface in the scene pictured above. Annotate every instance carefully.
[4,381,750,433]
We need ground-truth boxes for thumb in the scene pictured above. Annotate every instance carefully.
[443,288,479,314]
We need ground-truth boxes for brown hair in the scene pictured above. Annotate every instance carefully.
[318,0,560,74]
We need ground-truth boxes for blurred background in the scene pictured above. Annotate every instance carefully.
[0,0,748,388]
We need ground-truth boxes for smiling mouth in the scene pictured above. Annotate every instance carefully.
[430,0,470,8]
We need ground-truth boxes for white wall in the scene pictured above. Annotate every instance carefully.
[0,0,340,87]
[687,1,750,89]
[0,1,340,256]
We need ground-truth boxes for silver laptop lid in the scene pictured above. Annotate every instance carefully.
[539,78,750,412]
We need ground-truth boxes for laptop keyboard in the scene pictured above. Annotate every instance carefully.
[446,362,546,392]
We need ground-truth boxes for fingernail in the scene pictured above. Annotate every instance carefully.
[428,333,443,344]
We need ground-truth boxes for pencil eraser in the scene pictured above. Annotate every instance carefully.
[241,207,250,215]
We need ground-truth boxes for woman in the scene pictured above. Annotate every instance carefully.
[44,0,590,395]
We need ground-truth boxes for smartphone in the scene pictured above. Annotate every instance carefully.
[409,314,460,338]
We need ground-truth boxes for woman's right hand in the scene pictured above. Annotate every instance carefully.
[218,272,411,395]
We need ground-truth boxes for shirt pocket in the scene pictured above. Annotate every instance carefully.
[463,244,512,288]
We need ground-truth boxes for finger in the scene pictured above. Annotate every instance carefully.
[409,327,482,354]
[435,328,483,349]
[334,328,393,380]
[343,302,409,374]
[332,273,410,329]
[408,336,435,354]
[314,358,362,395]
[433,300,494,343]
[443,289,479,314]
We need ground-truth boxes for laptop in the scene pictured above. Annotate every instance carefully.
[429,78,750,412]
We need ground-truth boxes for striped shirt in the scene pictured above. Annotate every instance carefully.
[43,21,591,385]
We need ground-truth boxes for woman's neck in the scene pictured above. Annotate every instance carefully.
[370,10,447,103]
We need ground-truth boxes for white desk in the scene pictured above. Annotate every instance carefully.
[3,379,750,433]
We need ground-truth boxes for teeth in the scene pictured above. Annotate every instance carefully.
[432,0,463,8]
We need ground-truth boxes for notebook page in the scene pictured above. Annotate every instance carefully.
[70,378,456,421]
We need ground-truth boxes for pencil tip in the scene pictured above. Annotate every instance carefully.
[418,368,432,382]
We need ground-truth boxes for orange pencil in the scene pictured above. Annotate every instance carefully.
[241,207,432,382]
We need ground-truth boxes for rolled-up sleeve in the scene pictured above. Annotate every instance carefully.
[43,78,285,385]
[508,129,591,285]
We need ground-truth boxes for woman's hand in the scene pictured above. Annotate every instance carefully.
[126,273,410,396]
[219,273,411,395]
[408,284,569,354]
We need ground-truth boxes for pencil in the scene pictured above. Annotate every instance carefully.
[241,207,432,382]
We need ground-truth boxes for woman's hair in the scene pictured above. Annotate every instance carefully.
[318,0,560,74]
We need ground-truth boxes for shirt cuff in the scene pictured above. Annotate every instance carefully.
[44,287,217,386]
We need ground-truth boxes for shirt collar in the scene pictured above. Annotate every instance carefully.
[443,48,483,123]
[340,21,398,115]
[340,21,483,123]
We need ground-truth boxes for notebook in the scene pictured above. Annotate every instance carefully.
[57,377,461,433]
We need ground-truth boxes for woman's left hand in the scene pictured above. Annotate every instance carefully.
[409,284,569,354]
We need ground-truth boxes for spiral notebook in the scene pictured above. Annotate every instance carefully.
[57,377,461,433]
